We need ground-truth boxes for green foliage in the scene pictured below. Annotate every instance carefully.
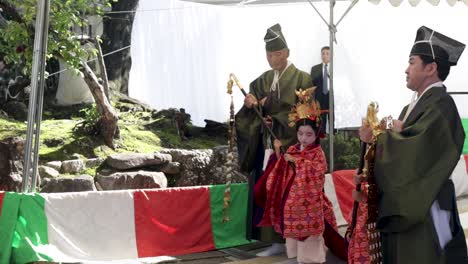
[73,104,100,135]
[321,132,361,171]
[0,0,114,76]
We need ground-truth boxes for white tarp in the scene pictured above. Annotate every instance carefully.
[55,58,94,106]
[55,42,97,106]
[181,0,468,6]
[129,0,468,127]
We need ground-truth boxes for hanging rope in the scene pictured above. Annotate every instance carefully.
[48,44,131,77]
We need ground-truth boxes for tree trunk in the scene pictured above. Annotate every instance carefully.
[102,0,139,95]
[81,61,119,149]
[0,1,24,23]
[96,37,110,100]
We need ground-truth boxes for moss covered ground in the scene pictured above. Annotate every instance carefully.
[0,104,226,163]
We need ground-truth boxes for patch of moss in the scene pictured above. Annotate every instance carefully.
[117,124,162,153]
[145,119,226,149]
[0,117,26,140]
[82,166,98,177]
[38,120,99,161]
[58,173,77,178]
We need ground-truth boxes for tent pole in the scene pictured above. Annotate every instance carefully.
[31,0,51,192]
[307,0,356,172]
[329,0,335,173]
[21,0,51,192]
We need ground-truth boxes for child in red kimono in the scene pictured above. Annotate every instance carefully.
[258,114,338,264]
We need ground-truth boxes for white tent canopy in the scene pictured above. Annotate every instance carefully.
[181,0,468,6]
[181,0,317,4]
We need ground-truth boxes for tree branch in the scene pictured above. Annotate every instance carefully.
[95,37,110,100]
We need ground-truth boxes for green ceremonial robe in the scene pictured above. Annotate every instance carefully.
[235,64,312,242]
[375,86,468,264]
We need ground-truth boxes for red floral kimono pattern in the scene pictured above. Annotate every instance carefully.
[258,144,337,239]
[347,187,371,264]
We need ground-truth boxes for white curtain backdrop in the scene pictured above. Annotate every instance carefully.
[129,0,468,127]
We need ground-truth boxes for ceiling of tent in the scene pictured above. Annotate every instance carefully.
[180,0,349,5]
[181,0,468,6]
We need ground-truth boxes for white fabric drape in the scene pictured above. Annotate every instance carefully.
[129,0,468,127]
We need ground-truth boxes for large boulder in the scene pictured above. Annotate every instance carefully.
[106,153,172,170]
[85,157,104,168]
[41,175,96,193]
[0,137,25,191]
[3,101,28,121]
[160,146,247,187]
[208,145,247,185]
[203,119,228,138]
[149,162,181,175]
[96,170,167,190]
[60,159,85,174]
[39,165,60,179]
[45,161,62,171]
[160,149,212,186]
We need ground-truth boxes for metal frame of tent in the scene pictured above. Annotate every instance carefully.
[23,0,50,193]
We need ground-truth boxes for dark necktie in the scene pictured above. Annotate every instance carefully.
[323,64,328,94]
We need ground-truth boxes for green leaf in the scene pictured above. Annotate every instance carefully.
[0,0,115,76]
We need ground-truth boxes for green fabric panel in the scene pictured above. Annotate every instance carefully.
[0,193,52,264]
[11,193,52,264]
[209,183,251,249]
[462,118,468,154]
[0,192,20,264]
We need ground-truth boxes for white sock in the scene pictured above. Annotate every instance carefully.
[256,243,285,257]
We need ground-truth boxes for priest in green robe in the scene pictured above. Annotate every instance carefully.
[358,26,467,264]
[235,23,312,256]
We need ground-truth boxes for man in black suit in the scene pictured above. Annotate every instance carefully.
[310,46,330,135]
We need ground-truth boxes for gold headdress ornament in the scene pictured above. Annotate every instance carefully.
[288,86,326,128]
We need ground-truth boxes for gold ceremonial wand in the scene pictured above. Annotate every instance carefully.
[223,76,237,222]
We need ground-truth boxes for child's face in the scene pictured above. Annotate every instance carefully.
[297,125,317,147]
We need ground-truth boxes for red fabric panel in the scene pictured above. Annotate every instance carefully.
[331,170,356,224]
[134,187,215,257]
